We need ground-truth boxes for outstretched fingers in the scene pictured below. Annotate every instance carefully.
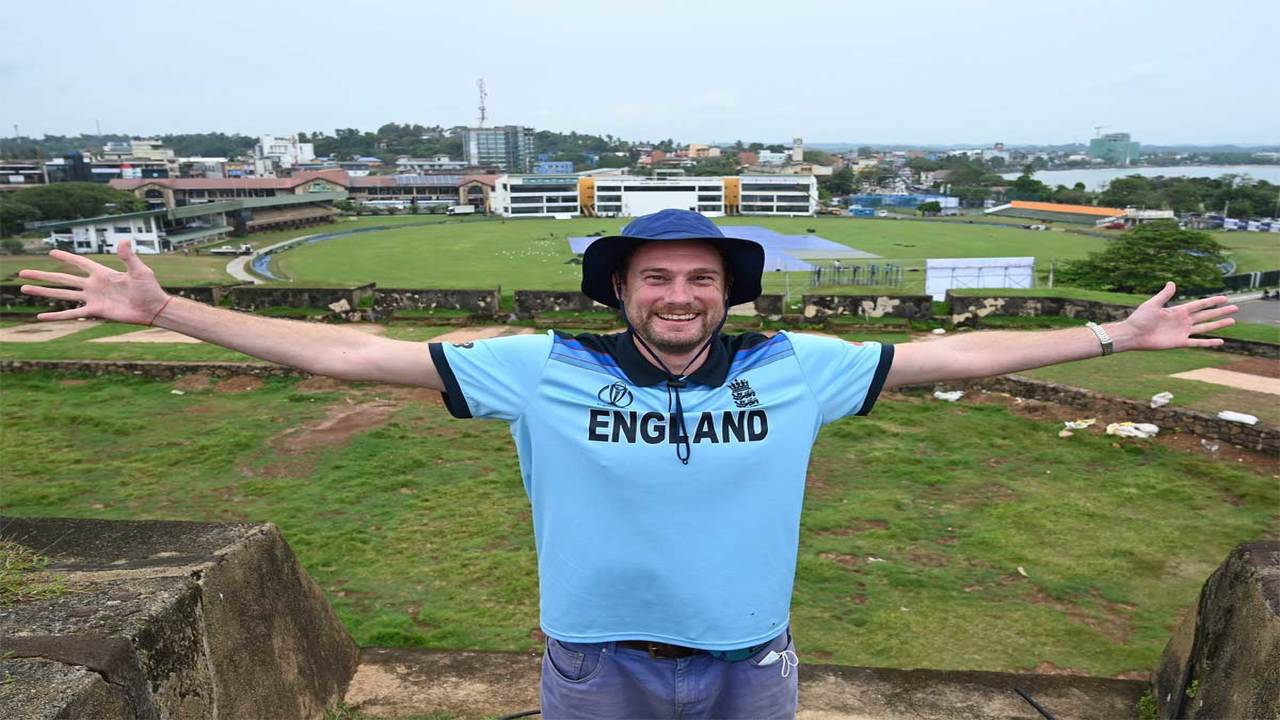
[118,240,149,273]
[17,269,87,287]
[49,249,107,274]
[1189,304,1238,324]
[1145,281,1177,307]
[20,285,82,302]
[36,307,91,322]
[1191,318,1235,335]
[1185,337,1226,348]
[1178,295,1230,314]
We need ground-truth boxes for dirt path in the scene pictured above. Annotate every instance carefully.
[1169,368,1280,395]
[0,320,101,342]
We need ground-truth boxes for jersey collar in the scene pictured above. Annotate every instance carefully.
[614,330,731,388]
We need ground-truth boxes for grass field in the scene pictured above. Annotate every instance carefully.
[4,215,1273,306]
[262,216,1111,299]
[2,370,1274,678]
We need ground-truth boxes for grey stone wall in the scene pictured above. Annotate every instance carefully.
[1217,338,1280,360]
[514,290,608,317]
[754,294,784,317]
[947,293,1134,326]
[911,374,1279,454]
[0,359,307,380]
[802,294,932,320]
[1,284,236,310]
[228,284,376,313]
[375,288,500,317]
[166,285,237,306]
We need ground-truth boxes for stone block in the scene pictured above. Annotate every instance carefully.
[802,294,932,319]
[0,517,359,719]
[1153,541,1280,719]
[374,288,500,317]
[513,290,607,318]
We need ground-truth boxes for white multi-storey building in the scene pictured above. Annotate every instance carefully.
[253,134,316,176]
[492,175,816,218]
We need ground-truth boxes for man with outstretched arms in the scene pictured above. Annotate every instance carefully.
[18,209,1237,719]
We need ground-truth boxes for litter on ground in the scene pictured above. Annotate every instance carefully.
[1217,410,1259,425]
[1150,391,1174,408]
[933,390,964,402]
[1106,422,1160,439]
[1063,418,1097,430]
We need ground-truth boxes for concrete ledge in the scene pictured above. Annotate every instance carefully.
[0,517,358,719]
[344,647,1147,719]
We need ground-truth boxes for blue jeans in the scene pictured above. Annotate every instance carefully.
[539,629,798,719]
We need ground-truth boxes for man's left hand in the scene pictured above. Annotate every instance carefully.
[1113,282,1237,352]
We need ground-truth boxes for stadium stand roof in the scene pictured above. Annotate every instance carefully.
[985,200,1124,224]
[110,169,349,191]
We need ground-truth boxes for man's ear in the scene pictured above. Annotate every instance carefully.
[612,271,624,302]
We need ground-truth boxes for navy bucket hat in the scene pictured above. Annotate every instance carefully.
[580,209,765,308]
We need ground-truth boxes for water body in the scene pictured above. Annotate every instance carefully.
[1001,165,1280,191]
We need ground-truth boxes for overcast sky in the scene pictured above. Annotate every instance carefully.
[3,0,1276,146]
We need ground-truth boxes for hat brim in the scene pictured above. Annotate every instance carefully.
[581,235,765,308]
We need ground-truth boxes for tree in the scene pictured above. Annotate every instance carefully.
[7,183,144,224]
[819,167,855,196]
[1051,186,1092,205]
[1057,221,1227,295]
[802,149,832,165]
[1099,175,1161,209]
[917,201,942,215]
[687,156,741,176]
[1163,182,1204,214]
[0,194,41,237]
[1007,174,1052,202]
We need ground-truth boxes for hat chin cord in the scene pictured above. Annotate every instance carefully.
[616,284,729,466]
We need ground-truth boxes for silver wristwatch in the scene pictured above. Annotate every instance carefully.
[1086,321,1114,356]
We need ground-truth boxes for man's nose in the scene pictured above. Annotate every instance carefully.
[664,279,694,304]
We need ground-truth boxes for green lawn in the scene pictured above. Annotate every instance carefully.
[1208,230,1280,274]
[948,287,1148,305]
[1208,322,1280,344]
[0,321,453,362]
[1,371,1273,678]
[1022,346,1280,425]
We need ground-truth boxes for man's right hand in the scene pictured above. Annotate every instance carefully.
[18,240,171,325]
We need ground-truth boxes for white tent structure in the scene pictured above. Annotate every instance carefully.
[925,257,1035,301]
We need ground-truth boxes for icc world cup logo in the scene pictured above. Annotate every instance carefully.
[597,382,634,408]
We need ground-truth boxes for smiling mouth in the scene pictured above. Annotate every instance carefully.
[656,313,698,322]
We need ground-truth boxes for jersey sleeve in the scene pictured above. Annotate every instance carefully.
[428,332,554,421]
[783,331,895,423]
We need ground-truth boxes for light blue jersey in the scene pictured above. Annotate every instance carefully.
[429,330,893,650]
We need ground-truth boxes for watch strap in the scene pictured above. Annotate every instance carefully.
[1086,321,1114,356]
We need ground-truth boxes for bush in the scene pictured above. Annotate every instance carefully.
[1057,220,1227,295]
[0,238,25,255]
